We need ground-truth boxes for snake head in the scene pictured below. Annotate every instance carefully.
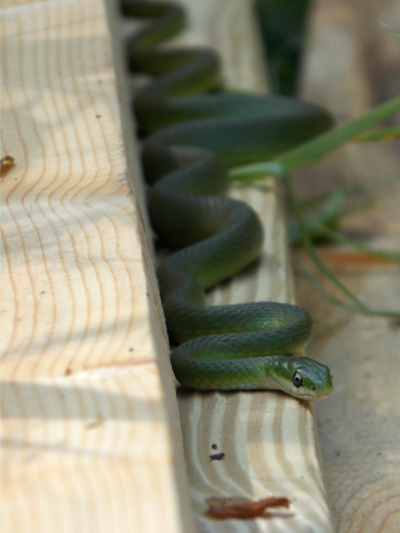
[268,356,333,401]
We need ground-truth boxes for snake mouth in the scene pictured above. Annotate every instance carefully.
[296,390,332,401]
[273,378,333,401]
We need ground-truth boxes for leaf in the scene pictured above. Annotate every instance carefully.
[313,249,400,266]
[205,496,291,519]
[1,155,15,177]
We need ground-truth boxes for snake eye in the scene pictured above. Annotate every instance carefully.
[292,371,303,388]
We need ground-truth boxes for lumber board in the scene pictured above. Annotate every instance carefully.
[296,0,400,532]
[0,1,196,532]
[122,0,334,531]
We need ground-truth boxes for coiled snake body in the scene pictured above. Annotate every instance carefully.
[124,0,334,400]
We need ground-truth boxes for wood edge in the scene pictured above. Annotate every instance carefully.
[102,1,198,531]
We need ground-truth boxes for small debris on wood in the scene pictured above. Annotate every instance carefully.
[86,416,103,429]
[209,452,225,461]
[1,155,15,177]
[211,443,218,450]
[205,496,291,520]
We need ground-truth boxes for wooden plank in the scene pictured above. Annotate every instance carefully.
[124,0,334,531]
[297,0,400,532]
[0,0,52,6]
[0,1,196,532]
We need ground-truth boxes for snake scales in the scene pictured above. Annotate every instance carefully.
[123,0,334,400]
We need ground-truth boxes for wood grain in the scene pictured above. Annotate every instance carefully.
[125,0,334,531]
[297,0,400,532]
[0,1,196,532]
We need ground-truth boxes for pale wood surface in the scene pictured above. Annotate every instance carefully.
[0,1,196,532]
[123,0,335,531]
[297,0,400,532]
[0,0,52,6]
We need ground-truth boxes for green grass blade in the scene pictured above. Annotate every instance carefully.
[277,95,400,171]
[230,161,285,181]
[310,223,400,261]
[283,172,370,312]
[297,260,400,318]
[355,126,400,142]
[382,23,400,39]
[230,95,400,180]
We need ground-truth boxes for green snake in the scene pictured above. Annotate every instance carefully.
[123,0,334,400]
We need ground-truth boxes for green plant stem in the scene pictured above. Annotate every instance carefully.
[284,171,400,318]
[282,172,369,312]
[295,260,370,313]
[309,223,400,262]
